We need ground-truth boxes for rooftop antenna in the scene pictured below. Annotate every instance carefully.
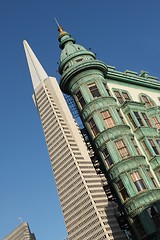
[54,17,60,28]
[54,17,65,34]
[18,217,23,223]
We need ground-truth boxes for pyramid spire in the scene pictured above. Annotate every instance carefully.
[23,40,48,89]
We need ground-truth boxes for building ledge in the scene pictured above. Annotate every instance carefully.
[109,156,148,180]
[124,189,160,216]
[134,126,159,141]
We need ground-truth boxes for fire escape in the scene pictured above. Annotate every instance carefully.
[65,94,133,239]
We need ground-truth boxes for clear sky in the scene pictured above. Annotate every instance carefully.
[1,0,160,239]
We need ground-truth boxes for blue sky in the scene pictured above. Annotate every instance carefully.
[1,0,160,239]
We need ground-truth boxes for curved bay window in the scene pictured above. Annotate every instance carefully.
[130,171,146,192]
[101,110,115,129]
[140,94,155,108]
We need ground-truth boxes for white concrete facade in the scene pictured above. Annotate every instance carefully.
[3,222,36,240]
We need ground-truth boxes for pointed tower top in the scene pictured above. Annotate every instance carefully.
[54,18,70,41]
[23,40,48,89]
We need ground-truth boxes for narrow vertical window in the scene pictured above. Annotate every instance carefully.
[88,83,101,98]
[102,148,113,167]
[114,91,124,104]
[148,139,160,155]
[115,139,129,158]
[141,112,152,127]
[101,110,115,128]
[156,139,160,148]
[147,170,157,188]
[140,95,155,107]
[142,140,153,158]
[133,111,144,126]
[122,92,131,101]
[127,113,137,128]
[131,138,141,155]
[76,90,86,108]
[117,109,125,124]
[88,118,99,137]
[103,83,111,96]
[133,216,147,238]
[130,172,146,192]
[116,180,129,201]
[152,116,160,130]
[147,206,160,228]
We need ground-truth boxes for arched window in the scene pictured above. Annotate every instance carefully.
[139,94,155,107]
[113,89,132,104]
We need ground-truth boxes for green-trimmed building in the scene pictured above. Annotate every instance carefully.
[57,25,160,240]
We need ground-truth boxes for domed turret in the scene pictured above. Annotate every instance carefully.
[57,25,107,93]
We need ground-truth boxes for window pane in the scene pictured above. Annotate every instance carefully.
[147,170,157,187]
[131,172,146,192]
[115,139,129,158]
[103,83,111,96]
[152,116,160,129]
[142,140,153,158]
[88,118,99,137]
[140,95,155,107]
[133,216,146,238]
[141,112,152,127]
[122,92,131,101]
[149,139,160,155]
[102,148,113,167]
[135,180,146,192]
[131,172,141,181]
[134,111,144,126]
[76,90,86,108]
[128,113,137,128]
[88,83,101,98]
[131,138,141,155]
[101,110,115,128]
[117,180,129,201]
[114,91,124,104]
[117,109,125,124]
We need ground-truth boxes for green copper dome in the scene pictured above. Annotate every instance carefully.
[60,42,86,62]
[57,26,96,75]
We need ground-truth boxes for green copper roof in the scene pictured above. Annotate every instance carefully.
[57,26,96,75]
[60,40,86,62]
